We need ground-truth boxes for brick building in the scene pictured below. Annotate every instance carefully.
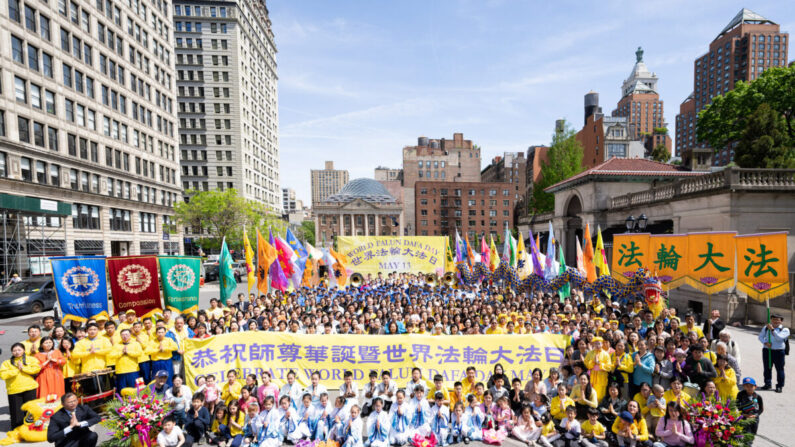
[612,47,671,155]
[402,133,480,235]
[675,9,789,166]
[414,181,516,240]
[577,92,646,169]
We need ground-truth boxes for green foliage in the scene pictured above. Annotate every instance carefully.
[295,220,316,246]
[529,120,584,212]
[174,189,286,252]
[736,103,795,168]
[697,66,795,167]
[653,127,669,135]
[650,143,671,162]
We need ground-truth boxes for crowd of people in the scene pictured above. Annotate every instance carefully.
[1,272,788,447]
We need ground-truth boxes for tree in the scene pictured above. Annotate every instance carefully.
[295,220,316,246]
[650,143,671,162]
[174,189,286,252]
[529,120,584,213]
[736,103,795,168]
[697,66,795,167]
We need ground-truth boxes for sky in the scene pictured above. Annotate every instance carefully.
[268,0,794,204]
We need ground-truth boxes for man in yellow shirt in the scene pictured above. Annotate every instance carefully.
[161,309,175,329]
[117,310,138,333]
[485,319,505,335]
[207,298,225,321]
[584,337,613,400]
[102,321,120,369]
[146,326,177,387]
[73,323,113,371]
[22,325,42,355]
[684,313,704,338]
[109,329,143,389]
[131,321,152,383]
[461,367,478,396]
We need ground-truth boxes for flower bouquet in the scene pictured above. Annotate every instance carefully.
[100,388,173,447]
[683,394,752,447]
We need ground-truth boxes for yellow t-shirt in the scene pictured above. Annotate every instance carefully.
[227,411,246,436]
[109,341,144,375]
[582,420,606,437]
[146,337,178,361]
[73,336,112,371]
[0,356,41,394]
[550,396,575,420]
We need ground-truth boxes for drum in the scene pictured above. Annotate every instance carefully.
[71,369,115,409]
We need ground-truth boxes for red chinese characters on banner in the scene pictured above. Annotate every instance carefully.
[107,255,162,318]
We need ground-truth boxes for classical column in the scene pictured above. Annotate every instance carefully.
[399,212,404,236]
[314,215,320,247]
[339,212,344,236]
[364,213,370,236]
[375,213,380,235]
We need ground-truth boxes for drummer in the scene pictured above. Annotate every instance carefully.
[72,323,112,372]
[109,329,143,389]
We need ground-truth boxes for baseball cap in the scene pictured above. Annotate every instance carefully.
[155,370,169,378]
[742,377,756,386]
[619,411,634,422]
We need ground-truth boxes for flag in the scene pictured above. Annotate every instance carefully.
[159,256,201,314]
[583,223,597,283]
[329,248,350,286]
[575,237,586,275]
[489,235,500,272]
[557,244,571,301]
[595,225,610,277]
[527,229,544,275]
[480,236,490,268]
[455,230,463,263]
[544,222,557,280]
[304,242,324,260]
[243,227,256,294]
[300,256,315,287]
[445,240,456,273]
[219,237,237,304]
[274,235,295,277]
[517,231,531,279]
[285,228,308,258]
[51,256,110,324]
[464,236,475,267]
[256,229,277,295]
[510,233,517,268]
[536,233,540,250]
[269,229,289,291]
[107,255,162,318]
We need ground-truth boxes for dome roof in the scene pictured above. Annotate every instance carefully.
[325,178,396,204]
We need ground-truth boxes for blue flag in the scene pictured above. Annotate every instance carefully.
[51,256,110,324]
[285,228,308,258]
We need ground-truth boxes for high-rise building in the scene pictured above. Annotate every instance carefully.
[311,161,348,206]
[577,93,646,169]
[612,47,671,155]
[174,0,279,208]
[282,187,296,213]
[402,133,481,235]
[675,9,789,166]
[481,152,527,203]
[0,0,182,273]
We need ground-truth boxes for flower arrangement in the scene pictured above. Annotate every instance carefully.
[100,384,173,447]
[683,394,753,447]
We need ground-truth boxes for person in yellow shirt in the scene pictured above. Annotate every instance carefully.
[73,323,112,372]
[581,408,608,447]
[59,338,80,381]
[143,317,157,339]
[131,321,151,383]
[633,382,652,418]
[431,374,450,406]
[207,298,225,321]
[117,310,138,333]
[584,337,613,400]
[485,320,505,334]
[662,378,692,409]
[1,343,42,427]
[714,356,739,404]
[461,367,478,396]
[22,325,42,355]
[449,381,465,408]
[162,309,175,329]
[146,326,177,386]
[549,382,575,421]
[611,340,634,398]
[221,370,243,405]
[109,329,143,389]
[102,321,120,369]
[683,313,704,338]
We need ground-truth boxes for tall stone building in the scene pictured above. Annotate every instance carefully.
[401,133,480,235]
[0,0,182,274]
[174,0,280,209]
[311,160,348,207]
[675,9,789,166]
[612,47,671,155]
[282,187,296,213]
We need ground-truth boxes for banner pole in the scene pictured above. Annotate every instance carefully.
[767,300,772,370]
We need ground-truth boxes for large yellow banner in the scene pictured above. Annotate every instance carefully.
[649,234,689,289]
[685,232,737,295]
[184,332,571,389]
[611,233,650,283]
[337,236,447,275]
[735,232,790,301]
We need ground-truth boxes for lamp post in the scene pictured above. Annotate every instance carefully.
[625,214,648,233]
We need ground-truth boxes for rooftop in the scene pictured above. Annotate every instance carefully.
[545,157,703,193]
[324,178,396,204]
[716,8,776,40]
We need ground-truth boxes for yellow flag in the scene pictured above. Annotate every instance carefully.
[649,234,689,289]
[594,225,610,277]
[445,240,456,273]
[611,233,650,283]
[685,232,736,294]
[516,231,531,279]
[735,232,789,301]
[243,227,255,294]
[489,235,500,272]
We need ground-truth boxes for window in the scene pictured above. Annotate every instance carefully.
[33,122,44,146]
[110,208,131,231]
[20,157,32,181]
[14,76,27,103]
[47,127,58,150]
[139,212,156,232]
[0,152,5,177]
[35,160,46,183]
[72,204,100,229]
[42,52,53,77]
[12,36,24,63]
[27,44,39,71]
[49,164,59,185]
[8,0,20,22]
[25,5,36,31]
[17,116,30,143]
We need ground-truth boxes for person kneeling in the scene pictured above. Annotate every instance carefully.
[158,416,193,447]
[365,397,390,447]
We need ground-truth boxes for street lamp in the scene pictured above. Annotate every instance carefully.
[637,214,648,232]
[625,215,636,232]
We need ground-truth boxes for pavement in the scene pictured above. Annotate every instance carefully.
[0,283,791,447]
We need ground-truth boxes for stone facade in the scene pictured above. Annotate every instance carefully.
[311,160,348,207]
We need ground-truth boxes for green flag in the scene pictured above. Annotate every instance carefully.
[158,256,201,314]
[219,237,236,304]
[558,244,571,302]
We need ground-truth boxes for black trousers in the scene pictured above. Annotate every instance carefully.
[61,430,98,447]
[762,348,785,387]
[8,389,37,427]
[185,419,208,441]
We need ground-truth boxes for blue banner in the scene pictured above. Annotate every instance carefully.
[50,256,110,323]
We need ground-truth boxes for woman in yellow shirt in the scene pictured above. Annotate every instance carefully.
[221,370,243,405]
[1,343,42,428]
[714,355,739,403]
[611,400,650,443]
[571,373,599,420]
[59,338,80,385]
[662,378,693,409]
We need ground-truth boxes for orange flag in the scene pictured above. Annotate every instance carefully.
[583,223,597,283]
[256,229,277,294]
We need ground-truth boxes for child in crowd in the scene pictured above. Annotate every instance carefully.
[365,397,390,447]
[288,393,315,442]
[430,391,450,445]
[341,405,363,447]
[554,406,581,447]
[389,390,411,446]
[407,385,431,438]
[448,402,468,445]
[511,405,541,445]
[463,394,484,442]
[580,408,608,447]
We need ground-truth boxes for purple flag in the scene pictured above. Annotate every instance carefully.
[527,228,544,275]
[269,229,289,291]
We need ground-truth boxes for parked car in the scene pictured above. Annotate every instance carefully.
[203,262,220,282]
[0,278,56,316]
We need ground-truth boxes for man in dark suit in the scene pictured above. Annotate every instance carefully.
[703,309,726,342]
[47,393,101,447]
